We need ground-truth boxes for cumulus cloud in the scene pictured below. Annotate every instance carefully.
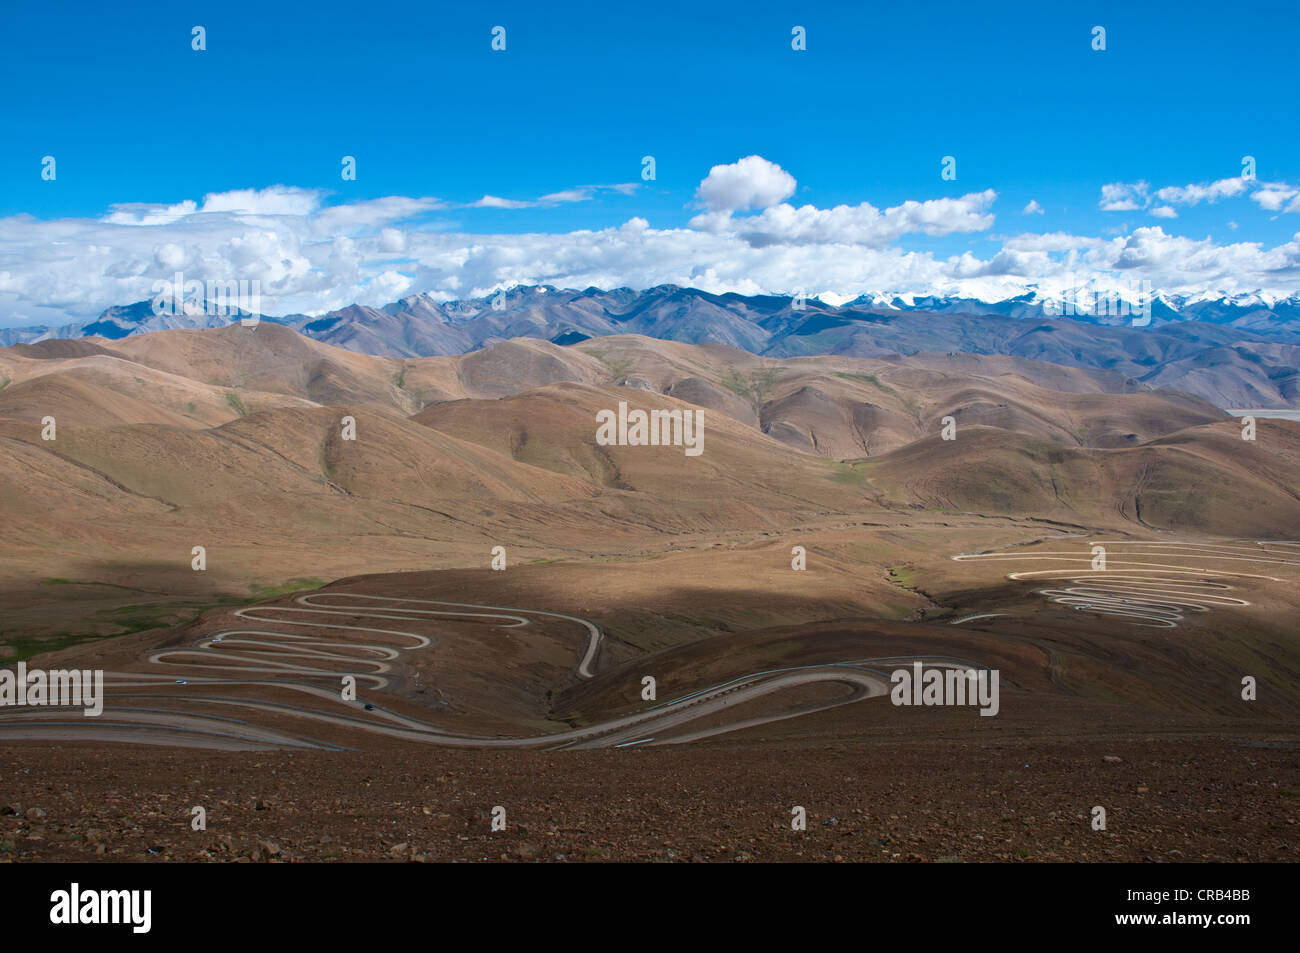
[103,200,200,227]
[695,156,797,213]
[1251,183,1300,214]
[1022,200,1044,215]
[692,190,996,248]
[196,186,323,217]
[3,161,1300,329]
[1092,226,1300,285]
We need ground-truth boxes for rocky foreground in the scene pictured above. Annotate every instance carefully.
[3,734,1295,863]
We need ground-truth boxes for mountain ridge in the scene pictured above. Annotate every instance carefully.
[4,284,1298,409]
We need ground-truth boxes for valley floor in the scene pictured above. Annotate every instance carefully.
[2,523,1297,862]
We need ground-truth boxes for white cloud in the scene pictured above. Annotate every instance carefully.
[1022,200,1044,215]
[472,195,533,209]
[1002,232,1102,253]
[313,197,443,235]
[1099,181,1149,211]
[102,186,323,226]
[4,162,1300,329]
[1153,177,1248,206]
[1087,226,1300,288]
[468,183,640,210]
[103,200,200,226]
[368,269,414,302]
[695,155,797,213]
[197,186,322,217]
[537,189,590,204]
[1251,182,1300,213]
[692,188,997,248]
[154,242,187,270]
[1102,175,1300,216]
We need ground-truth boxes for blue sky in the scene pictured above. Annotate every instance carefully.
[2,0,1299,326]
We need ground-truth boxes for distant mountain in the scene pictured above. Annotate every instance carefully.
[0,296,270,346]
[844,287,1300,333]
[4,284,1299,408]
[4,324,1298,547]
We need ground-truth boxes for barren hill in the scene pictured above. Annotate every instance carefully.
[0,324,1296,655]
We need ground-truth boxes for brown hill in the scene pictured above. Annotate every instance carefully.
[0,323,1295,657]
[859,418,1300,536]
[0,329,1228,457]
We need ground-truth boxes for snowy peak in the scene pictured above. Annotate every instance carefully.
[3,284,1299,350]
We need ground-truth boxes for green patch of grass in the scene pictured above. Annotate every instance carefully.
[4,577,327,666]
[888,565,918,587]
[833,371,897,396]
[2,631,102,664]
[39,578,149,592]
[394,367,407,390]
[720,367,780,406]
[95,602,223,635]
[590,350,634,383]
[0,377,9,390]
[225,391,248,416]
[7,601,218,663]
[186,401,197,413]
[245,577,326,601]
[828,461,869,485]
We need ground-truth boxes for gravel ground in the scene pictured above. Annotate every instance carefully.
[2,734,1295,863]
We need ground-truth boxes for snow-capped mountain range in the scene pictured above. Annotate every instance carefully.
[4,284,1298,352]
[4,284,1298,409]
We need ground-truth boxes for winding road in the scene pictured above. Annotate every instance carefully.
[0,592,984,751]
[953,538,1300,627]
